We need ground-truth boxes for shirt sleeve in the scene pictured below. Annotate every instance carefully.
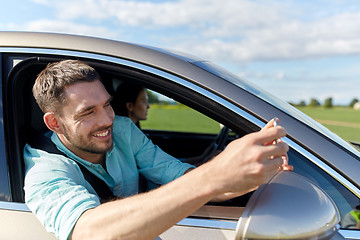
[127,119,194,184]
[23,144,101,240]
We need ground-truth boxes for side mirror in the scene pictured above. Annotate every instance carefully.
[236,171,343,240]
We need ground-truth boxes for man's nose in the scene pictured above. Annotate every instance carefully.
[97,107,114,126]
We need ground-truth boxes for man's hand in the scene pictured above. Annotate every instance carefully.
[204,119,290,197]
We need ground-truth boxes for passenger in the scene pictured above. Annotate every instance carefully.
[24,60,291,240]
[112,82,149,128]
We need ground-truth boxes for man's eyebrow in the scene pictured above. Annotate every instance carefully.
[74,104,96,117]
[75,96,113,116]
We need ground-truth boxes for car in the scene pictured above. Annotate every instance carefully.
[0,31,359,239]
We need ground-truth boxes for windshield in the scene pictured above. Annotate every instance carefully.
[192,61,360,157]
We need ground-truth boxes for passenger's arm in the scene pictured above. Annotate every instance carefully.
[72,125,289,240]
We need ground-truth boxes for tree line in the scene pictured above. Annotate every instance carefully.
[149,89,360,109]
[290,97,359,108]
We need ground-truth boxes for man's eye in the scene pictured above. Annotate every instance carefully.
[81,111,94,117]
[105,102,113,108]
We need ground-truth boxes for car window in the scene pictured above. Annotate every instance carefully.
[289,148,360,230]
[141,91,222,134]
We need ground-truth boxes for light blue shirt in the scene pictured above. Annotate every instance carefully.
[24,116,193,240]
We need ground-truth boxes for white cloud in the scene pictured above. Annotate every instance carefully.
[182,10,360,63]
[27,0,360,63]
[48,0,288,29]
[23,19,118,39]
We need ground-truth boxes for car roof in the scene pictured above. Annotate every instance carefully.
[0,31,204,74]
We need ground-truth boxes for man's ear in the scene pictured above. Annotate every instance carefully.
[43,112,62,134]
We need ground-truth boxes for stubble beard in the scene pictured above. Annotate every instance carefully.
[62,125,113,155]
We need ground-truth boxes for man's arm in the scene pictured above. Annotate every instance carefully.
[72,125,288,240]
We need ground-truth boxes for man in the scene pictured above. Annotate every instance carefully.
[24,60,290,240]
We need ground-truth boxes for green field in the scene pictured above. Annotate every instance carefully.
[141,104,222,134]
[296,107,360,143]
[141,104,360,143]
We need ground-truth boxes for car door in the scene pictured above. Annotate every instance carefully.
[0,53,58,239]
[0,203,57,239]
[1,34,358,239]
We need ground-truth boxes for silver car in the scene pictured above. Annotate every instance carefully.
[0,32,359,239]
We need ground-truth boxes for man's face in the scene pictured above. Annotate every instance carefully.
[57,80,115,162]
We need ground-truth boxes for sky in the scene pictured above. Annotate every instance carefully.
[1,0,360,105]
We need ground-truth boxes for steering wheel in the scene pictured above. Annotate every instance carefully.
[185,126,230,166]
[211,126,230,152]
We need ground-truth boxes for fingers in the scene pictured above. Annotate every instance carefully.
[255,126,287,146]
[261,117,278,131]
[237,126,288,162]
[253,125,292,172]
[260,141,289,160]
[262,118,293,171]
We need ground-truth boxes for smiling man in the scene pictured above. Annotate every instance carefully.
[48,79,115,165]
[23,60,290,240]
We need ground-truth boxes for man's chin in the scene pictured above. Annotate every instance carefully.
[86,141,113,155]
[98,141,113,153]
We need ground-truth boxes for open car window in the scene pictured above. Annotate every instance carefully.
[4,54,360,234]
[110,75,360,230]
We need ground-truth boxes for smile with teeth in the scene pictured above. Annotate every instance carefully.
[94,129,110,137]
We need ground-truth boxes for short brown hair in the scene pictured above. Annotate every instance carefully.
[33,60,100,113]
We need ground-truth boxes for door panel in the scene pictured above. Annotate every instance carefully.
[144,129,219,158]
[0,203,56,239]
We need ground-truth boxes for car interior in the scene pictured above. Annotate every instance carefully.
[4,55,256,206]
